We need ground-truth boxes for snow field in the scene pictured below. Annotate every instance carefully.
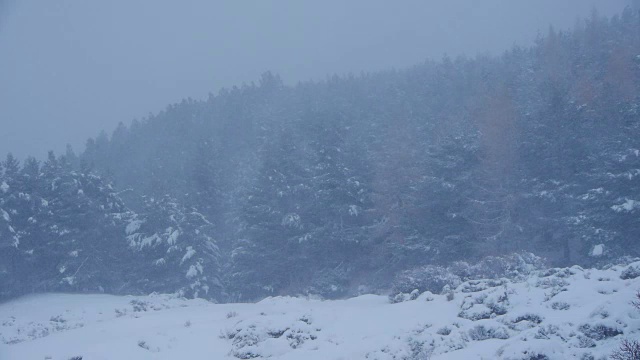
[1,262,640,359]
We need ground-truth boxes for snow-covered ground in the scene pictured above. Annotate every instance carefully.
[1,262,640,360]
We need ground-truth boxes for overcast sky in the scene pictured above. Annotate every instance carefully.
[0,0,629,159]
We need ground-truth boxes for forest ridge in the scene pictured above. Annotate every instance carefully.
[1,9,639,302]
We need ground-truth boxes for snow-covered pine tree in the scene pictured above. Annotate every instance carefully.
[125,195,222,299]
[229,128,314,301]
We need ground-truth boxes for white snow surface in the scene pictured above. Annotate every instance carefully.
[611,199,640,212]
[0,208,10,222]
[167,229,180,246]
[591,244,605,257]
[185,264,200,279]
[2,263,640,359]
[180,246,196,265]
[125,219,144,235]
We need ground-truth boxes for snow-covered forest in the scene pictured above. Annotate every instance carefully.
[3,9,640,304]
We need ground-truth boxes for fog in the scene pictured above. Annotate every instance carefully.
[0,0,628,158]
[2,2,640,349]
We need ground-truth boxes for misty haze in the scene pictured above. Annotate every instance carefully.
[1,1,640,359]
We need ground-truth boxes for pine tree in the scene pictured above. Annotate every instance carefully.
[229,129,313,300]
[59,144,79,171]
[3,153,20,185]
[125,195,222,299]
[21,157,40,193]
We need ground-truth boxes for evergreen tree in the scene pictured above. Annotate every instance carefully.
[125,195,223,299]
[229,129,313,300]
[3,153,20,185]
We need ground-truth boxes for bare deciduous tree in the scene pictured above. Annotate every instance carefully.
[611,339,640,360]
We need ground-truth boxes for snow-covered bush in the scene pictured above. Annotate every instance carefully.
[468,324,510,341]
[224,313,320,359]
[503,313,544,331]
[513,313,543,324]
[511,353,550,360]
[550,302,570,310]
[578,323,623,341]
[577,335,597,348]
[458,279,506,293]
[450,253,545,281]
[226,311,238,319]
[539,267,574,278]
[458,304,493,321]
[130,299,150,312]
[302,268,350,299]
[405,337,435,360]
[633,292,640,310]
[390,253,544,303]
[390,289,421,304]
[458,286,510,321]
[620,265,640,280]
[390,265,461,301]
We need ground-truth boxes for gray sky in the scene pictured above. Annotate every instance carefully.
[0,0,628,159]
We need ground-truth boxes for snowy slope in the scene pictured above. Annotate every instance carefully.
[1,263,640,360]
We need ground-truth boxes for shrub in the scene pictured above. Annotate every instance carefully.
[389,253,544,301]
[390,265,461,296]
[451,253,545,281]
[302,268,350,299]
[632,291,640,310]
[578,323,623,340]
[523,355,549,360]
[577,335,596,348]
[514,313,543,324]
[611,339,640,360]
[551,302,570,310]
[468,325,509,341]
[227,311,238,319]
[620,266,640,280]
[446,291,455,301]
[130,299,149,312]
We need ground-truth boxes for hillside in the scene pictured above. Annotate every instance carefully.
[2,9,640,302]
[79,10,640,300]
[2,261,640,359]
